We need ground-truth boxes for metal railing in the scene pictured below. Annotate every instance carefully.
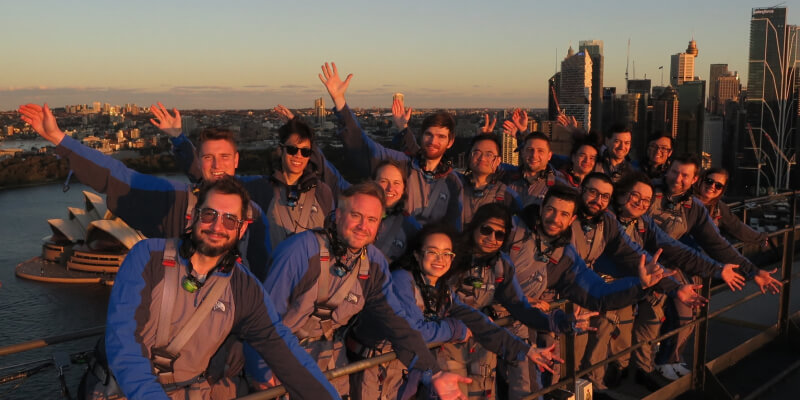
[1,191,798,400]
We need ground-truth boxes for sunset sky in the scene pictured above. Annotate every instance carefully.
[2,1,797,110]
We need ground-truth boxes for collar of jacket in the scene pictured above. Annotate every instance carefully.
[414,152,453,179]
[270,170,319,193]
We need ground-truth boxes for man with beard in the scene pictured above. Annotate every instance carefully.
[249,182,473,399]
[102,177,339,400]
[319,62,463,230]
[569,172,710,395]
[650,153,782,380]
[501,185,677,399]
[596,124,636,182]
[601,172,769,390]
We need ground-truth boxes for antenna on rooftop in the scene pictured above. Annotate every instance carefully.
[625,38,631,85]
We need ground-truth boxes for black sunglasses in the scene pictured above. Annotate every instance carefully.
[703,177,725,191]
[478,225,505,241]
[197,207,243,230]
[282,144,312,158]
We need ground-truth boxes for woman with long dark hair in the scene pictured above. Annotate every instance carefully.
[693,167,767,246]
[346,223,563,400]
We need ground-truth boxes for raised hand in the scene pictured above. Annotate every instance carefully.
[502,120,519,137]
[638,249,674,288]
[754,268,782,294]
[721,264,745,291]
[18,103,65,145]
[318,61,352,111]
[392,97,412,130]
[526,342,564,374]
[431,371,471,400]
[556,112,578,129]
[149,102,182,137]
[478,113,496,135]
[511,108,528,132]
[676,284,708,308]
[274,104,295,122]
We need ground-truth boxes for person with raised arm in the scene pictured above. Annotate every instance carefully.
[151,103,334,279]
[319,62,464,230]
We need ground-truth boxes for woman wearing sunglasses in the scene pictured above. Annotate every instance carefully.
[437,203,591,399]
[694,167,768,246]
[347,223,562,400]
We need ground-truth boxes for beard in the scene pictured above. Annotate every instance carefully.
[192,228,236,257]
[580,200,604,217]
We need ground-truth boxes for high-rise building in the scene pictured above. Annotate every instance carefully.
[579,40,604,134]
[676,80,706,156]
[314,97,326,124]
[92,102,101,113]
[708,64,729,112]
[548,72,561,121]
[715,73,741,115]
[627,79,651,95]
[744,6,800,193]
[500,133,518,166]
[559,47,592,130]
[670,40,698,87]
[653,85,679,140]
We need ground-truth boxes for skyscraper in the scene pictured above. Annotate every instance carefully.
[708,64,729,112]
[579,40,604,134]
[745,6,799,192]
[653,85,679,140]
[500,133,518,166]
[560,47,592,130]
[715,73,741,115]
[314,97,326,125]
[670,40,698,87]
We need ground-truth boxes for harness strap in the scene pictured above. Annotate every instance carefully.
[421,178,448,220]
[156,239,181,348]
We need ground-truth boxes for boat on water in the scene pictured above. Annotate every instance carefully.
[15,190,145,286]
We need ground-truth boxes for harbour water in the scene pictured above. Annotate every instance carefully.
[0,175,187,399]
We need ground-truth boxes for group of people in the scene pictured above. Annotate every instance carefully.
[17,61,782,400]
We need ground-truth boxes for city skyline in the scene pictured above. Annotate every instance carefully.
[2,1,798,111]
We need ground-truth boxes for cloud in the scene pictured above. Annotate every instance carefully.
[280,84,307,89]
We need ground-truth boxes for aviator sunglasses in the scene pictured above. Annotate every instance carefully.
[197,207,244,230]
[282,144,312,158]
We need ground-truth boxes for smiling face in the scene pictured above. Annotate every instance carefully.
[647,137,673,165]
[192,189,247,257]
[619,182,653,219]
[416,233,454,286]
[521,137,552,173]
[472,217,506,256]
[375,164,405,208]
[581,178,613,217]
[468,138,501,176]
[699,172,727,202]
[572,145,598,176]
[606,131,632,161]
[199,139,239,182]
[665,161,698,196]
[540,197,577,237]
[420,126,454,160]
[335,193,383,251]
[281,133,312,176]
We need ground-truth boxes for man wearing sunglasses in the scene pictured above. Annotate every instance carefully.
[503,185,673,399]
[153,104,334,281]
[319,62,464,231]
[101,177,339,399]
[649,153,781,381]
[566,172,707,395]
